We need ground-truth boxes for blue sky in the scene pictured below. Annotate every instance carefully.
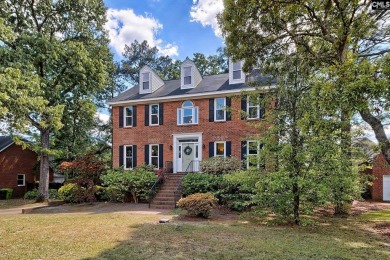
[103,0,224,61]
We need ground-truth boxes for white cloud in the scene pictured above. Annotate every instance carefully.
[96,112,110,124]
[190,0,224,37]
[105,8,179,57]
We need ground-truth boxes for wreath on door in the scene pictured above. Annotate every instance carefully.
[184,146,192,155]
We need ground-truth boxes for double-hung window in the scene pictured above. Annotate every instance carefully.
[150,144,159,167]
[124,106,133,127]
[124,145,134,170]
[247,141,261,168]
[183,66,192,85]
[215,141,226,157]
[177,101,198,125]
[17,174,25,186]
[214,98,226,121]
[232,61,242,80]
[150,104,159,125]
[142,72,150,90]
[247,96,261,119]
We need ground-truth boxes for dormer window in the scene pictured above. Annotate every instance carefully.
[233,61,242,80]
[142,72,150,90]
[183,66,192,85]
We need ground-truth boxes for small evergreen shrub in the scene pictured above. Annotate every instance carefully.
[58,183,81,203]
[177,193,218,218]
[24,189,38,200]
[200,156,241,175]
[182,173,221,196]
[49,189,61,200]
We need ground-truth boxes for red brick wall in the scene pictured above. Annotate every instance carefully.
[372,154,390,201]
[112,95,270,169]
[0,144,38,197]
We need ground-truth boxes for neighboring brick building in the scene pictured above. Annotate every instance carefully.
[108,59,275,173]
[372,153,390,201]
[0,136,38,197]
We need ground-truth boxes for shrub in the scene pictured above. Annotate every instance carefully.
[94,185,109,201]
[49,189,61,200]
[58,183,84,203]
[24,189,38,200]
[100,167,157,203]
[177,193,218,218]
[200,156,242,175]
[182,173,221,196]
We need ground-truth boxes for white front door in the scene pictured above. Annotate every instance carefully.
[172,133,202,173]
[181,143,194,172]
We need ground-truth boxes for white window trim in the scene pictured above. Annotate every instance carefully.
[17,174,25,186]
[247,96,260,120]
[124,106,133,128]
[246,140,261,168]
[124,145,133,170]
[149,144,159,168]
[177,101,199,125]
[214,97,226,122]
[149,104,159,126]
[214,141,226,157]
[142,72,150,90]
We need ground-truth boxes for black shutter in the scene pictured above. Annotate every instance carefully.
[259,94,265,119]
[209,142,214,158]
[133,145,137,168]
[226,141,231,157]
[241,96,247,120]
[119,145,124,167]
[159,144,163,168]
[133,106,137,127]
[144,145,149,165]
[159,103,164,125]
[241,141,246,161]
[209,99,214,122]
[144,105,149,126]
[226,97,232,121]
[119,107,124,128]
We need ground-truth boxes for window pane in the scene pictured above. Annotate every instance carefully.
[182,101,193,107]
[215,98,225,109]
[151,105,159,114]
[248,142,258,155]
[142,72,149,82]
[126,117,133,126]
[125,157,133,169]
[233,61,241,71]
[216,143,225,156]
[194,107,198,123]
[151,157,158,167]
[183,108,193,123]
[151,114,158,125]
[233,70,241,80]
[151,145,158,156]
[126,107,133,116]
[195,145,198,158]
[178,146,182,159]
[248,155,257,167]
[126,146,133,157]
[216,110,225,120]
[178,109,182,124]
[143,82,149,90]
[249,107,258,118]
[184,76,191,85]
[184,67,191,76]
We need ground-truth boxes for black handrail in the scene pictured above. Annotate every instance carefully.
[148,169,166,208]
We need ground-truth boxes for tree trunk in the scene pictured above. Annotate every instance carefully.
[359,110,390,165]
[37,129,50,202]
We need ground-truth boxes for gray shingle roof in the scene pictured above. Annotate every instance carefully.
[0,136,13,152]
[108,72,277,104]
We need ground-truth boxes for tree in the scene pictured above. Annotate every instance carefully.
[193,49,228,75]
[220,0,390,164]
[0,0,114,200]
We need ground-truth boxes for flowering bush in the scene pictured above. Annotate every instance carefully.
[177,193,218,218]
[200,156,242,175]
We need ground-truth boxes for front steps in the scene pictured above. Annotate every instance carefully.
[150,173,185,209]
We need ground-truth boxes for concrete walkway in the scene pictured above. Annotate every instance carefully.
[0,203,48,215]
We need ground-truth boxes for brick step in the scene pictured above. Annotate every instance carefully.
[151,201,175,205]
[155,195,175,198]
[150,205,175,209]
[153,196,175,201]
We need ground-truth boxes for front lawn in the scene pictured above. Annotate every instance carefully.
[0,199,37,209]
[0,206,388,259]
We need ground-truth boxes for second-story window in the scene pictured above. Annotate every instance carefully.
[125,106,133,127]
[177,101,198,125]
[150,104,159,125]
[214,97,226,121]
[183,66,192,85]
[247,96,260,119]
[142,72,150,90]
[233,61,242,80]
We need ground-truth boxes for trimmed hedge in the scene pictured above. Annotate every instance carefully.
[177,193,218,218]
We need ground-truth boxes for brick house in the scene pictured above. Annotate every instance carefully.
[0,136,39,197]
[108,59,275,174]
[372,153,390,201]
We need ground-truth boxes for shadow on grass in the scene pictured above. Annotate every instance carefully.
[85,218,390,260]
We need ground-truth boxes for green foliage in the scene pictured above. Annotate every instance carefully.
[182,173,221,196]
[218,171,260,211]
[24,189,39,200]
[94,185,109,201]
[200,156,242,175]
[100,167,157,203]
[58,184,79,203]
[177,193,218,218]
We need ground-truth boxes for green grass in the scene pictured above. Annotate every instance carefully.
[0,199,37,209]
[0,209,388,260]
